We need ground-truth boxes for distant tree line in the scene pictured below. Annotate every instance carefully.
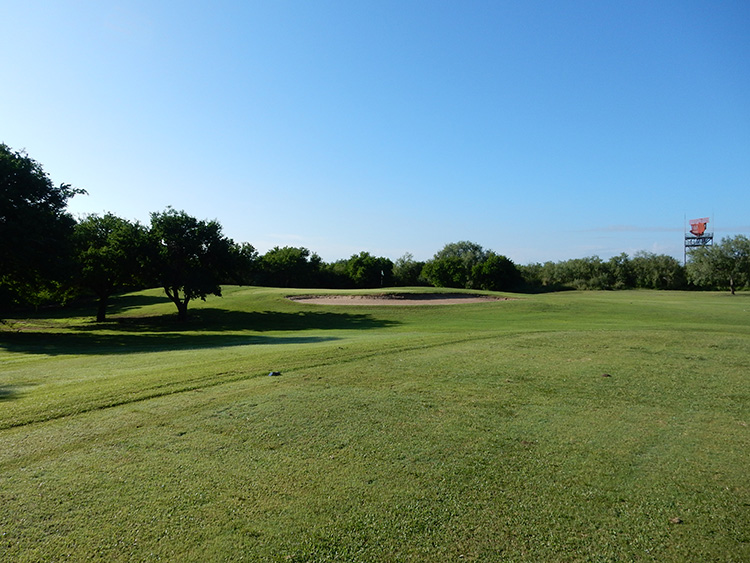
[2,144,749,321]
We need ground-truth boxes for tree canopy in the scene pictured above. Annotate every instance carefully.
[74,213,149,321]
[471,251,523,291]
[4,143,750,314]
[630,251,686,290]
[0,144,83,307]
[423,241,520,291]
[149,208,236,321]
[258,246,321,288]
[344,252,393,288]
[392,253,426,286]
[687,236,750,294]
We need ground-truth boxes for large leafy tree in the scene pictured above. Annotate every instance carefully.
[422,255,468,288]
[258,246,321,287]
[149,208,236,321]
[423,241,489,289]
[74,213,149,321]
[345,252,393,288]
[533,256,610,290]
[688,235,750,294]
[0,143,83,306]
[630,251,686,290]
[424,241,523,290]
[228,242,258,286]
[606,253,635,290]
[393,252,426,286]
[471,251,522,291]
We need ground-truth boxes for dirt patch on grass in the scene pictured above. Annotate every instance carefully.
[287,293,511,306]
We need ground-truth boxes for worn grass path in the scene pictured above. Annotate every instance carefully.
[1,288,748,561]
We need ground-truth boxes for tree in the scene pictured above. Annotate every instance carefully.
[422,241,523,291]
[318,259,352,289]
[688,235,750,294]
[517,261,565,292]
[345,252,393,288]
[423,241,488,289]
[471,251,522,291]
[393,253,426,286]
[258,246,321,287]
[0,143,84,307]
[606,253,635,290]
[630,252,686,290]
[73,213,149,321]
[227,242,258,286]
[550,256,610,290]
[148,208,236,321]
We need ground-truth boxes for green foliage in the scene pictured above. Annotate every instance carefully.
[149,208,236,321]
[559,256,610,289]
[319,253,395,289]
[422,254,466,288]
[0,143,84,309]
[1,136,741,311]
[517,262,556,291]
[424,240,487,288]
[606,253,635,289]
[319,259,352,288]
[393,252,427,286]
[423,241,521,291]
[74,213,149,321]
[630,251,686,290]
[471,251,523,291]
[522,253,688,291]
[227,242,258,285]
[688,235,750,294]
[258,246,321,287]
[344,251,393,288]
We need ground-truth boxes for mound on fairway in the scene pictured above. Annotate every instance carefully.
[287,292,510,305]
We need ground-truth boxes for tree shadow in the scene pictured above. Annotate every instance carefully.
[106,293,171,314]
[1,292,171,321]
[190,308,401,332]
[74,308,401,333]
[0,331,342,356]
[0,309,401,356]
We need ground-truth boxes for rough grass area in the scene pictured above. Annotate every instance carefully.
[1,287,748,561]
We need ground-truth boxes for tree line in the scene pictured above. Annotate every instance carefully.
[2,143,749,322]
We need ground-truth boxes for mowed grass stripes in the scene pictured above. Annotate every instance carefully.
[1,288,748,561]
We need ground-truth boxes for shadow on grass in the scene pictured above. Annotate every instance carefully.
[0,293,171,321]
[0,388,19,401]
[76,308,401,333]
[106,293,171,315]
[0,309,401,356]
[0,332,342,356]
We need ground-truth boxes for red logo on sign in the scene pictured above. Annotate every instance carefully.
[689,218,709,236]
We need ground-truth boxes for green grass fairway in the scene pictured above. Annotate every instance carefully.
[1,287,748,561]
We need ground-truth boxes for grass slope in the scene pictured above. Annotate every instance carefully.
[1,287,748,561]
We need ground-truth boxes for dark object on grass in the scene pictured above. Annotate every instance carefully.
[269,371,281,377]
[601,373,612,377]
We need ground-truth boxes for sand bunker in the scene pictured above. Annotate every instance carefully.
[287,293,509,306]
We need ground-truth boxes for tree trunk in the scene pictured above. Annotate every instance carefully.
[165,286,190,321]
[177,301,189,322]
[96,296,108,322]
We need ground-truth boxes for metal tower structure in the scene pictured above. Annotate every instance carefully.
[684,217,714,265]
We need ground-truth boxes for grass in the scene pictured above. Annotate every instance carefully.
[0,287,748,561]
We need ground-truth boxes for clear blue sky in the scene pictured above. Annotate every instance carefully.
[2,1,748,264]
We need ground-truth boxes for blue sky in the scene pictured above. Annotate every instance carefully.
[2,1,748,264]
